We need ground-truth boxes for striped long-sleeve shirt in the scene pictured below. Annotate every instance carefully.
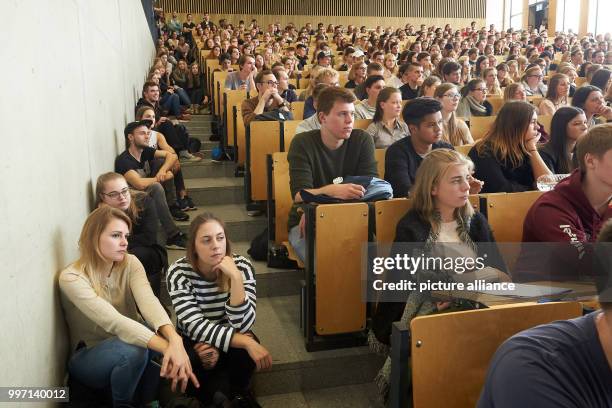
[166,255,256,352]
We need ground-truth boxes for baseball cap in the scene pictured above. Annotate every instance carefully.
[352,50,365,58]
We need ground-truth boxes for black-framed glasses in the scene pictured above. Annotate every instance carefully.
[259,80,279,86]
[103,187,130,200]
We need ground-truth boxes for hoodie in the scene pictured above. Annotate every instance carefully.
[515,170,612,282]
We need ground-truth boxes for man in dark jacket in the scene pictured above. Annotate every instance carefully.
[517,123,612,282]
[384,98,482,197]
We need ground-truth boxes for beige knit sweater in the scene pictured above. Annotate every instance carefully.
[59,254,172,354]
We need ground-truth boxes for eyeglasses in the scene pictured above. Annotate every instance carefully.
[443,93,461,99]
[474,88,487,92]
[259,80,279,86]
[528,74,544,79]
[102,187,130,200]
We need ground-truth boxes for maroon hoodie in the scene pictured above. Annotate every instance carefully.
[514,170,612,282]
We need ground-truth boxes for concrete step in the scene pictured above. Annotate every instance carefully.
[184,176,244,205]
[181,160,236,179]
[258,383,384,407]
[174,205,266,242]
[167,241,303,298]
[252,295,385,397]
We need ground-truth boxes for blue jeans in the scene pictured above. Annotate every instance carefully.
[288,225,306,262]
[68,337,161,406]
[160,92,181,116]
[174,87,191,105]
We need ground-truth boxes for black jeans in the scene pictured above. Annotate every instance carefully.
[129,245,165,296]
[182,334,256,404]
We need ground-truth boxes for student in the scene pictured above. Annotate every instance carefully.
[539,106,588,173]
[355,75,386,119]
[167,213,271,406]
[538,73,570,116]
[399,63,424,100]
[519,124,612,279]
[482,67,502,97]
[300,67,340,119]
[521,65,547,97]
[345,61,367,89]
[441,61,462,85]
[434,83,473,146]
[135,106,197,212]
[95,172,168,296]
[114,121,189,248]
[572,85,612,128]
[456,78,494,119]
[418,75,441,97]
[240,70,291,127]
[366,87,409,148]
[59,206,198,407]
[385,98,462,197]
[479,219,612,407]
[224,55,257,92]
[353,62,384,100]
[287,87,378,261]
[295,84,328,134]
[372,149,507,403]
[468,101,552,193]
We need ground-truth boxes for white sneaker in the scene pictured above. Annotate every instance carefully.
[179,150,202,162]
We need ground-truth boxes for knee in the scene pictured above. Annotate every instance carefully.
[117,342,149,369]
[147,182,164,196]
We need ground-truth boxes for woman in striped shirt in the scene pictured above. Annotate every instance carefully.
[167,213,271,406]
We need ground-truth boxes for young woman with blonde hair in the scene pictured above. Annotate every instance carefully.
[60,206,198,407]
[371,148,506,403]
[434,83,473,146]
[468,101,552,192]
[482,67,502,97]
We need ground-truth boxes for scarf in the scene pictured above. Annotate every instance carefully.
[464,95,488,115]
[369,213,475,404]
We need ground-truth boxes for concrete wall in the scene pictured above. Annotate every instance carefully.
[0,0,154,402]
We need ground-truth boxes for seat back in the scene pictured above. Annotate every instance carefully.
[248,121,282,201]
[487,97,504,115]
[354,119,372,130]
[270,152,292,244]
[455,143,474,156]
[224,90,248,147]
[315,203,369,335]
[290,101,305,120]
[410,302,582,408]
[375,148,386,178]
[469,116,496,140]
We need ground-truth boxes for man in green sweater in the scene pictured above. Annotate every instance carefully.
[287,87,378,261]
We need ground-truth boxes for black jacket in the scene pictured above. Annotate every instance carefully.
[384,137,453,198]
[372,210,506,345]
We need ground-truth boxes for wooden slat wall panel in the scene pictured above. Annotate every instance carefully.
[159,0,486,19]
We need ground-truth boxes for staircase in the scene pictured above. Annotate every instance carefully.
[164,114,384,407]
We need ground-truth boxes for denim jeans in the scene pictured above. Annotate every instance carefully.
[146,182,180,239]
[174,87,191,105]
[288,225,306,262]
[160,92,181,116]
[68,337,161,406]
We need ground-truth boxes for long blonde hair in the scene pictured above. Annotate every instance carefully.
[74,206,132,298]
[410,149,475,231]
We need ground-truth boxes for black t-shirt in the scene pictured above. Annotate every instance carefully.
[478,312,612,408]
[114,147,157,178]
[399,83,420,100]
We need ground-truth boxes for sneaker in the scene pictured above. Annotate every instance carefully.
[176,198,189,211]
[183,196,197,210]
[166,232,187,250]
[229,391,261,408]
[169,205,189,222]
[179,150,202,162]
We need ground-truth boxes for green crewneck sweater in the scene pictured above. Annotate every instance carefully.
[286,129,378,230]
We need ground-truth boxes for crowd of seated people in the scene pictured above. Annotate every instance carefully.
[58,10,612,406]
